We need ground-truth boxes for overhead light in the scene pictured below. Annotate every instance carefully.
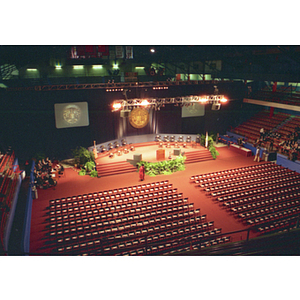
[27,68,37,71]
[112,102,122,111]
[150,48,155,53]
[112,64,118,69]
[198,96,208,104]
[220,97,228,103]
[55,65,62,69]
[140,100,149,106]
[135,66,144,69]
[92,65,103,69]
[73,65,83,69]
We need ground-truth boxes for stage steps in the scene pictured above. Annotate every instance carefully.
[96,161,137,177]
[184,149,214,164]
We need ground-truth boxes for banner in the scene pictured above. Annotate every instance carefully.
[116,46,124,58]
[126,46,133,59]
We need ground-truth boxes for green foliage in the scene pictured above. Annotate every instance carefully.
[85,161,96,172]
[200,133,219,160]
[90,170,98,177]
[209,144,219,159]
[78,168,86,176]
[136,155,186,176]
[72,146,95,166]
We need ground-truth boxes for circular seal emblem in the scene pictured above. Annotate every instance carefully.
[129,108,149,129]
[63,104,81,125]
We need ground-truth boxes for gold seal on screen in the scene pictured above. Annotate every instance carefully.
[129,108,149,129]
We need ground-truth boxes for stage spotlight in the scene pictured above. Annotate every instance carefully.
[199,96,208,104]
[141,99,150,106]
[112,102,122,111]
[220,97,228,103]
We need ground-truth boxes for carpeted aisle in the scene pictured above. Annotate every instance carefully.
[29,145,262,254]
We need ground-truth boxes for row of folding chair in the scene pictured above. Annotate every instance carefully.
[190,162,278,182]
[144,230,225,256]
[49,203,202,240]
[223,186,300,209]
[247,206,300,227]
[204,173,297,194]
[99,225,220,256]
[230,192,300,213]
[237,199,300,221]
[149,230,226,255]
[194,165,288,186]
[50,198,196,234]
[49,199,193,234]
[49,195,190,229]
[49,191,182,218]
[56,216,213,256]
[49,194,184,222]
[217,184,300,204]
[97,221,216,255]
[257,216,298,234]
[212,177,300,198]
[50,180,171,206]
[198,168,291,188]
[49,187,178,212]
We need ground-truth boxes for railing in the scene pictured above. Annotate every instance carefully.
[11,219,300,256]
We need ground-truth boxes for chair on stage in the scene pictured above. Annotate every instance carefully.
[107,143,113,151]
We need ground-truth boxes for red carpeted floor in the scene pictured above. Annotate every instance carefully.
[29,144,263,254]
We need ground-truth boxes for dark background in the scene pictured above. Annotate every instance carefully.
[0,81,251,163]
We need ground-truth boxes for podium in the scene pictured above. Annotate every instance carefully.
[156,149,165,161]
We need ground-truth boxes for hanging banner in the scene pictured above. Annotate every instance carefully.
[126,46,133,59]
[116,46,124,58]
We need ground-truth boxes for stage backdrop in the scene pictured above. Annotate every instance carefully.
[113,105,182,139]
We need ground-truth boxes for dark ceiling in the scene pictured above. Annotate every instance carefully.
[1,45,300,82]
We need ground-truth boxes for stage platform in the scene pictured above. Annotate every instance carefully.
[95,141,213,177]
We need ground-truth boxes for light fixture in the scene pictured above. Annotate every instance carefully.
[150,48,155,53]
[112,64,118,69]
[135,66,144,69]
[140,100,149,106]
[27,68,37,71]
[92,65,103,69]
[55,65,62,69]
[112,102,122,111]
[73,65,83,69]
[220,97,228,103]
[111,94,228,112]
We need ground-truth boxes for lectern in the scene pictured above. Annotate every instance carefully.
[156,149,165,161]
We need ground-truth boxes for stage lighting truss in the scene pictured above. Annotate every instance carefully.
[111,95,227,112]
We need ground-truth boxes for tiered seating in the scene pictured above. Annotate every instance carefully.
[0,151,20,248]
[273,115,300,141]
[190,162,300,235]
[47,180,229,255]
[231,110,289,145]
[254,89,300,107]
